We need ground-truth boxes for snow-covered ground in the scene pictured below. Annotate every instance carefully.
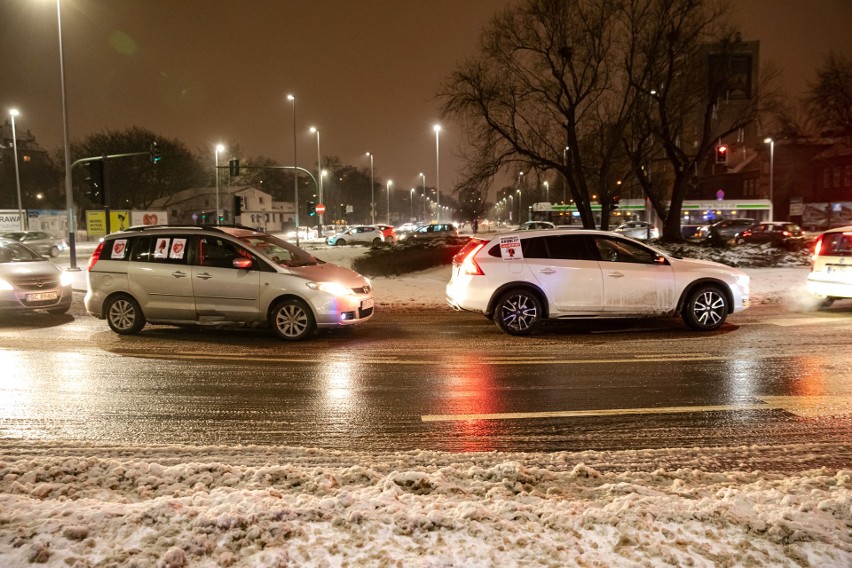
[6,239,848,567]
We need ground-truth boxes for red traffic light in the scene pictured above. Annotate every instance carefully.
[715,144,728,164]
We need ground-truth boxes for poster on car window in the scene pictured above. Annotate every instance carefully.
[499,235,524,261]
[154,238,170,259]
[169,238,187,260]
[110,239,128,259]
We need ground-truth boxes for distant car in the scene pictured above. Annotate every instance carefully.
[0,231,68,257]
[697,218,756,243]
[399,223,458,241]
[807,224,852,307]
[326,225,385,246]
[376,224,397,243]
[734,222,805,249]
[446,229,750,335]
[396,222,418,233]
[518,221,556,231]
[613,221,659,240]
[0,237,73,315]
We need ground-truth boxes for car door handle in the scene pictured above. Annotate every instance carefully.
[607,272,625,278]
[539,268,557,275]
[172,271,187,279]
[195,272,213,280]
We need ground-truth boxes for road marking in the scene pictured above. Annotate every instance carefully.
[421,396,852,422]
[763,317,849,327]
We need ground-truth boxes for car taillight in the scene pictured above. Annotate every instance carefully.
[87,242,104,271]
[460,242,485,275]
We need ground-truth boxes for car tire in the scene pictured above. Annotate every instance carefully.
[105,295,146,335]
[49,246,60,257]
[335,238,346,246]
[372,237,382,245]
[682,285,728,331]
[817,298,835,309]
[271,298,316,341]
[494,289,543,336]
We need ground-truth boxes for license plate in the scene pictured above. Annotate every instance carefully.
[826,265,851,273]
[27,292,58,302]
[360,298,374,310]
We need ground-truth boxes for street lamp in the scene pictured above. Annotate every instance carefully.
[517,189,523,223]
[54,0,77,269]
[764,137,774,222]
[214,144,225,224]
[433,125,441,222]
[543,181,549,203]
[309,127,323,226]
[409,188,415,221]
[386,180,393,224]
[562,146,570,203]
[9,109,24,230]
[366,152,375,224]
[419,172,426,221]
[287,94,299,245]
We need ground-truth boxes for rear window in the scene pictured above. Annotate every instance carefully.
[818,232,852,257]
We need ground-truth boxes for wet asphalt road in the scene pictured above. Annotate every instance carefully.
[2,294,851,466]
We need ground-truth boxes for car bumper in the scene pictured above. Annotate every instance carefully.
[311,294,375,328]
[0,286,73,313]
[807,275,852,299]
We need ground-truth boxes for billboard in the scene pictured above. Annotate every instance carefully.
[0,210,24,232]
[130,211,168,227]
[85,210,131,236]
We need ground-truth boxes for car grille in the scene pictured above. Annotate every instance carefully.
[13,276,60,291]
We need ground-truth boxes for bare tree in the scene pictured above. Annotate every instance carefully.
[807,51,852,137]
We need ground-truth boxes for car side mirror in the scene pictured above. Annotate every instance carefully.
[232,257,253,270]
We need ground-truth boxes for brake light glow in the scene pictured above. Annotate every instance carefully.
[87,242,104,271]
[461,242,486,275]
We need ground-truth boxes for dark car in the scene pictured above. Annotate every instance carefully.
[1,231,68,257]
[399,223,458,241]
[734,222,805,249]
[697,218,756,243]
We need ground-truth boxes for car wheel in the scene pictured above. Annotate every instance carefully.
[494,289,543,335]
[335,238,346,246]
[372,237,382,245]
[271,298,316,341]
[105,295,146,335]
[817,298,835,309]
[682,285,728,331]
[49,246,60,257]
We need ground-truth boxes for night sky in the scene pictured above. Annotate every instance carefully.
[2,0,851,197]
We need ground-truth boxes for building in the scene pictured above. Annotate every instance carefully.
[150,186,294,232]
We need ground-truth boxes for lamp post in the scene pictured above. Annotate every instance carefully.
[309,127,323,226]
[433,125,441,222]
[9,109,24,230]
[409,188,415,221]
[517,171,524,223]
[386,180,393,224]
[366,152,375,224]
[419,172,426,221]
[214,144,225,225]
[543,180,549,203]
[55,0,77,269]
[764,137,774,222]
[287,94,300,245]
[562,146,570,203]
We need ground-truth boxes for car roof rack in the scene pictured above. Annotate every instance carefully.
[119,224,261,233]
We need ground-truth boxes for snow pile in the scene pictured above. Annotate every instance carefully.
[0,442,850,567]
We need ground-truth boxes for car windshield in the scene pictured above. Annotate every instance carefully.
[237,234,322,267]
[0,241,44,263]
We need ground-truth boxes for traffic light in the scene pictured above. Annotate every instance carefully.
[715,144,728,164]
[610,195,620,211]
[233,195,243,217]
[150,141,161,164]
[307,201,317,217]
[229,159,240,177]
[83,160,105,205]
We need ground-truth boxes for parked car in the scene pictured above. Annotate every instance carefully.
[518,221,556,231]
[696,218,756,243]
[807,224,852,307]
[734,222,805,248]
[1,231,68,257]
[399,223,458,241]
[376,224,397,243]
[84,225,374,340]
[446,229,750,335]
[0,237,73,315]
[326,225,385,246]
[613,221,660,240]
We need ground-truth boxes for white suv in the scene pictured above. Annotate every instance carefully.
[807,225,852,306]
[85,226,374,340]
[446,230,750,335]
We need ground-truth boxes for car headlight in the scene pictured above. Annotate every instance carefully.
[0,278,13,291]
[60,271,74,287]
[306,281,354,296]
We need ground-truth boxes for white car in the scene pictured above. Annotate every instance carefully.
[807,225,852,306]
[446,229,750,335]
[326,225,385,246]
[614,221,660,240]
[518,221,556,230]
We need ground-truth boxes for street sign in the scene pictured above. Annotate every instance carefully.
[315,203,326,215]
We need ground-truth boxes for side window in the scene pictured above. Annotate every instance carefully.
[544,235,593,260]
[197,236,255,269]
[131,235,189,264]
[521,237,548,258]
[593,237,658,264]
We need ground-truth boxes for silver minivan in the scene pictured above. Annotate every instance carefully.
[84,226,374,340]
